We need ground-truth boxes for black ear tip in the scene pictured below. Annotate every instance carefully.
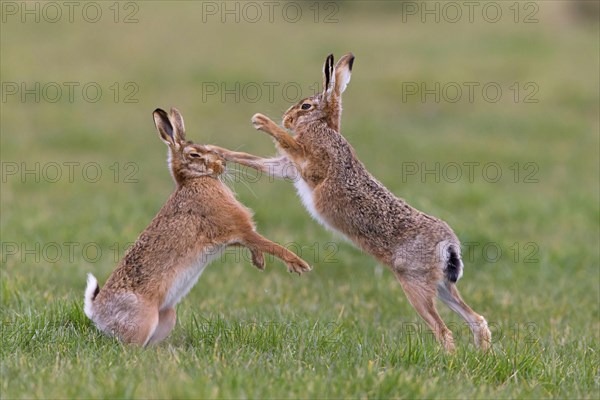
[153,108,167,117]
[327,53,334,66]
[348,56,355,71]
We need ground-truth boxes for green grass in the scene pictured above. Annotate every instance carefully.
[1,1,599,398]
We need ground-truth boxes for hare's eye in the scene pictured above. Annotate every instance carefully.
[189,153,201,158]
[301,103,311,110]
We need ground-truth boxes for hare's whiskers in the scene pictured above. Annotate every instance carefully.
[226,167,258,199]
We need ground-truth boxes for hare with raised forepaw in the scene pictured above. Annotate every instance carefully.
[208,54,491,352]
[84,107,310,346]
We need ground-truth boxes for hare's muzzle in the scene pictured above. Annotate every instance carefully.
[213,158,226,175]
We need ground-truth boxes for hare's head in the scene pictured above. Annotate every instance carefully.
[283,53,354,132]
[153,108,226,184]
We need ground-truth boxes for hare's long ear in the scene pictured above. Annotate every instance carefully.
[322,54,334,95]
[153,108,177,147]
[168,107,186,143]
[333,53,354,96]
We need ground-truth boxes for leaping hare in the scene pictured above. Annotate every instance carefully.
[84,107,311,346]
[208,54,491,352]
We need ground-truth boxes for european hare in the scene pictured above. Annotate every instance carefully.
[84,107,310,346]
[208,54,491,352]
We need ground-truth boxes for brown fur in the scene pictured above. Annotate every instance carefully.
[84,108,310,346]
[208,54,491,352]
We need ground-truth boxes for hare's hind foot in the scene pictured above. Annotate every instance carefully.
[475,317,492,351]
[147,307,177,346]
[249,247,266,270]
[104,310,158,346]
[115,306,176,346]
[92,295,164,346]
[395,272,456,353]
[437,281,492,351]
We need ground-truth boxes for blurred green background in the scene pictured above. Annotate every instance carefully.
[1,1,598,398]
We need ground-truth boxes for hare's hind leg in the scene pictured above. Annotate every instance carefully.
[94,294,159,346]
[394,272,456,352]
[147,307,177,346]
[119,305,159,346]
[437,281,491,351]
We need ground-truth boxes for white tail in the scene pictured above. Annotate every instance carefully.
[84,273,99,319]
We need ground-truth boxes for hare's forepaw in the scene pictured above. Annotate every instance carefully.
[286,258,311,275]
[251,113,275,133]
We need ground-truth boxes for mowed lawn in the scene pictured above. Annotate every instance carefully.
[1,2,598,399]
